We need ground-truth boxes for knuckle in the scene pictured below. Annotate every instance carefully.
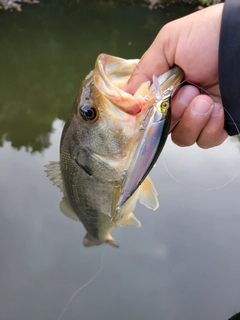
[171,133,194,147]
[197,132,219,149]
[197,141,213,149]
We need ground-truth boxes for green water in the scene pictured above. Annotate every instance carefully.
[0,1,193,152]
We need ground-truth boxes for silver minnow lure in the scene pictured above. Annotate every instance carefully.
[112,66,183,219]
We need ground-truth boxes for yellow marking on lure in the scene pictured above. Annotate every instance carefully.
[156,96,170,113]
[146,125,154,139]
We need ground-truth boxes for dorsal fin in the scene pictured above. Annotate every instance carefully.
[45,161,64,192]
[138,176,159,210]
[60,197,79,221]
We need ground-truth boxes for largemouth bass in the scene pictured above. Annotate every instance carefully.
[46,54,183,248]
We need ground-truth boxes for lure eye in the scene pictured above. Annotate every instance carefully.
[156,98,170,113]
[161,101,169,109]
[79,104,98,121]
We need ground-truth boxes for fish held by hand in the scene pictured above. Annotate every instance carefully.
[45,54,183,248]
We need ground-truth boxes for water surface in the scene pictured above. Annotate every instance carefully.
[1,2,240,320]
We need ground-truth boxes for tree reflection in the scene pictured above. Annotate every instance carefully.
[0,2,192,152]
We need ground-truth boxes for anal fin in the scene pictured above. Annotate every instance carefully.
[118,212,141,228]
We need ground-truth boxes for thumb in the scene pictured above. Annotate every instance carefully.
[124,26,175,94]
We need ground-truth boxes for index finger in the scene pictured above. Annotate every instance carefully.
[124,29,174,94]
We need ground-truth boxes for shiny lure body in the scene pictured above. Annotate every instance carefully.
[113,67,183,219]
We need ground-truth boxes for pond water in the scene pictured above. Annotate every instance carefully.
[1,2,240,320]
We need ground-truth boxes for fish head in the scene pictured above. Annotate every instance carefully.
[61,53,153,176]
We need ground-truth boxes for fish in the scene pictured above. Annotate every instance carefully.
[45,54,183,248]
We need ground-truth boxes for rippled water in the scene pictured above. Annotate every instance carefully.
[1,2,240,320]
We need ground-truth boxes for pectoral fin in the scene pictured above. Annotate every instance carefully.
[45,161,64,192]
[138,176,159,210]
[60,197,79,221]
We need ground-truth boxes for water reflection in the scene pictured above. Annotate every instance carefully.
[1,118,240,320]
[0,2,192,152]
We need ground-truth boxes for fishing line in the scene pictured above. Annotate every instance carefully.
[162,159,239,191]
[162,80,240,191]
[57,247,106,320]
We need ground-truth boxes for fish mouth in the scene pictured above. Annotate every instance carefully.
[94,54,146,116]
[96,53,139,90]
[94,54,183,118]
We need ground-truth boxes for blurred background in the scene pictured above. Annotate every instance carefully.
[1,1,240,320]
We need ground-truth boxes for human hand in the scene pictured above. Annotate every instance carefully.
[124,4,228,148]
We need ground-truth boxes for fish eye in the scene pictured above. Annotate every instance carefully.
[79,104,98,121]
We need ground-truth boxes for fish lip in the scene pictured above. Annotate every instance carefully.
[94,54,146,116]
[96,53,139,90]
[96,54,111,89]
[95,54,131,94]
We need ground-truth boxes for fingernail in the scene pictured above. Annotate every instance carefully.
[179,86,199,106]
[211,103,222,118]
[191,99,212,116]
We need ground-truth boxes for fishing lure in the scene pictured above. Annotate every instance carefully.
[112,66,184,220]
